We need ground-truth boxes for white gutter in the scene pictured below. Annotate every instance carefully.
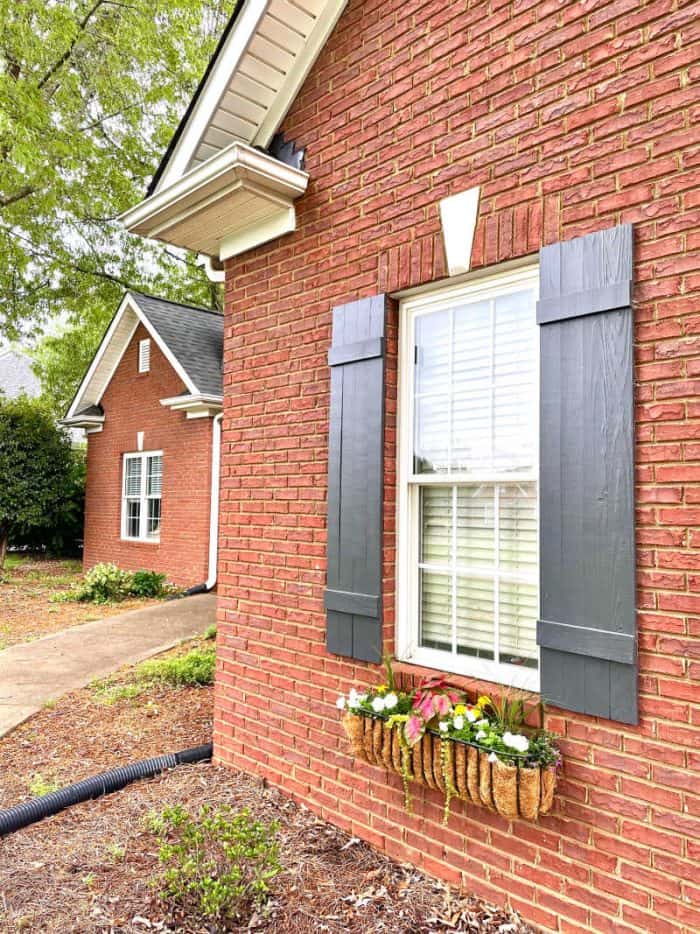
[206,412,223,590]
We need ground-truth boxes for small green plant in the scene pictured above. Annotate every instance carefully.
[82,872,96,888]
[148,804,280,924]
[137,647,216,687]
[43,698,56,710]
[105,843,126,863]
[29,773,60,797]
[91,680,145,705]
[203,623,217,641]
[130,569,168,598]
[73,563,134,603]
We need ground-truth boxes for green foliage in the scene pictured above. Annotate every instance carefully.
[0,1,233,413]
[203,623,217,641]
[137,647,216,686]
[0,395,75,569]
[29,773,60,796]
[91,679,145,705]
[130,569,168,598]
[148,804,280,924]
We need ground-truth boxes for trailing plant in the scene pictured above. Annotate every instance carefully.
[147,804,280,924]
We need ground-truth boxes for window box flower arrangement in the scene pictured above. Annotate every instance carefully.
[337,661,560,823]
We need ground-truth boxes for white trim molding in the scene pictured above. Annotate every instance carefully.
[121,142,308,260]
[160,393,223,419]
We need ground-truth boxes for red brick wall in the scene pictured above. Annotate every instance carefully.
[84,323,213,588]
[214,2,700,931]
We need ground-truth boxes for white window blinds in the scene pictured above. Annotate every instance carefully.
[399,270,540,689]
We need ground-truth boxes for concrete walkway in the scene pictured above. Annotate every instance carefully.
[0,593,216,737]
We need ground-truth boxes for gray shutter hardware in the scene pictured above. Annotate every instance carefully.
[537,224,637,724]
[325,294,387,663]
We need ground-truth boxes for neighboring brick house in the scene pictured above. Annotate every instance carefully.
[64,292,223,588]
[121,2,700,931]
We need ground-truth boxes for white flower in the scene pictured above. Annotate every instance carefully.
[336,695,346,710]
[475,730,486,741]
[453,715,465,731]
[439,721,449,733]
[503,732,529,753]
[348,688,360,708]
[488,752,498,763]
[384,692,398,710]
[465,708,478,723]
[372,696,386,713]
[477,719,489,728]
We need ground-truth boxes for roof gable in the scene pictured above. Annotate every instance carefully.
[65,293,223,421]
[151,0,347,195]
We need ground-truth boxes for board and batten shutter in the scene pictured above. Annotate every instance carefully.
[325,294,387,663]
[537,223,637,724]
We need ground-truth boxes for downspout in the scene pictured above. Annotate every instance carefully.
[206,412,223,590]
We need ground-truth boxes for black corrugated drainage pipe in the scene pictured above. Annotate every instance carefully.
[0,743,212,837]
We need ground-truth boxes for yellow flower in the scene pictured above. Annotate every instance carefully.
[478,695,492,708]
[454,704,467,716]
[376,684,388,695]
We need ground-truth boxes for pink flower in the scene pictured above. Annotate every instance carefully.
[433,694,452,717]
[404,715,425,746]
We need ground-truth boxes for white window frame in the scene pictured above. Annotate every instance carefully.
[121,451,163,543]
[396,265,540,691]
[138,338,151,373]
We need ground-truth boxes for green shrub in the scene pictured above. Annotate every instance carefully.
[203,623,217,640]
[130,569,168,598]
[148,804,280,924]
[137,647,216,686]
[73,562,133,603]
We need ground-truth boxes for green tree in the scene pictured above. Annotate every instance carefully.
[0,395,74,569]
[0,0,232,408]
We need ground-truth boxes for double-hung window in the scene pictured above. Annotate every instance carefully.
[122,452,163,542]
[397,267,539,690]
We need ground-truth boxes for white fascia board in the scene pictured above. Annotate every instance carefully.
[156,0,271,193]
[219,205,296,260]
[120,142,308,242]
[160,393,223,418]
[61,414,105,429]
[253,0,349,148]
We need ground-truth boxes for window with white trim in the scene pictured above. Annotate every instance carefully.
[397,267,539,690]
[138,338,151,373]
[122,452,162,542]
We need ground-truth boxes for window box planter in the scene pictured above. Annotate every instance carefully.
[339,669,560,823]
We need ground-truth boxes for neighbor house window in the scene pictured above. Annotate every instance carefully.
[122,452,162,542]
[397,267,539,690]
[138,338,151,373]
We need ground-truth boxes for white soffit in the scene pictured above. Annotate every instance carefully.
[439,186,481,277]
[155,0,348,193]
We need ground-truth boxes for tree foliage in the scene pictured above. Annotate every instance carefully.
[0,0,233,408]
[0,395,76,568]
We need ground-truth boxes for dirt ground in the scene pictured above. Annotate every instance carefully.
[0,555,156,649]
[0,643,533,934]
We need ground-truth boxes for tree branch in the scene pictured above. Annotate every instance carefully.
[37,0,107,91]
[0,186,37,209]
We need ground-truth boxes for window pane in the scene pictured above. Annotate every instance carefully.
[420,570,452,652]
[414,395,449,473]
[420,486,451,565]
[493,291,537,472]
[452,301,492,471]
[125,459,141,497]
[456,576,494,659]
[126,500,140,538]
[456,484,494,568]
[147,497,161,537]
[147,455,163,496]
[499,579,538,668]
[499,482,538,573]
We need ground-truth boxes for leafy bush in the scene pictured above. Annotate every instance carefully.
[73,562,134,603]
[130,569,168,598]
[148,804,280,924]
[137,647,216,686]
[203,623,217,640]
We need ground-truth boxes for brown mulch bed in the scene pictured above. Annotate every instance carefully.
[0,555,156,649]
[0,646,533,934]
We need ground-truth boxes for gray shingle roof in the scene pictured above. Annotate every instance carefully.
[0,349,41,399]
[131,292,223,396]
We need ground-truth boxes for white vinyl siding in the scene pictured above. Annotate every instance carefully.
[138,339,151,373]
[398,267,540,690]
[122,452,162,542]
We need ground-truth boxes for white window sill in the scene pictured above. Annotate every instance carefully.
[398,645,540,693]
[121,537,161,545]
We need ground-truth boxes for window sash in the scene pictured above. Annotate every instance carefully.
[397,267,540,691]
[122,451,162,541]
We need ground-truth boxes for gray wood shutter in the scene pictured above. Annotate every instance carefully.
[325,294,387,663]
[537,224,637,724]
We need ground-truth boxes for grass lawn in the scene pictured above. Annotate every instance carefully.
[0,639,533,933]
[0,554,156,650]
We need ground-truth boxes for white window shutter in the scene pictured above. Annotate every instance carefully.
[138,339,151,373]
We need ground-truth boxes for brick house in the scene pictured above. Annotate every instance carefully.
[121,1,700,931]
[64,291,223,588]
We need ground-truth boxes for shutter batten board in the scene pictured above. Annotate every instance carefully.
[325,294,386,663]
[538,224,637,724]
